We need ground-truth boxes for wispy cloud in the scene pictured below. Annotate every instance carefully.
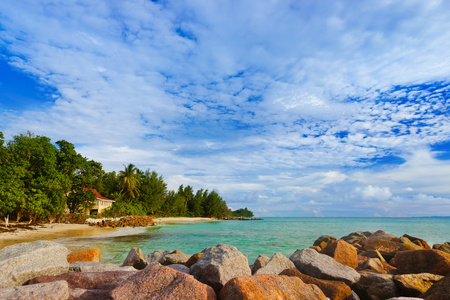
[1,0,450,216]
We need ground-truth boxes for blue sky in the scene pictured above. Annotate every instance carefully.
[1,0,450,217]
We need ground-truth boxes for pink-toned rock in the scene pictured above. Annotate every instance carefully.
[394,249,450,276]
[321,240,358,269]
[0,280,69,300]
[67,249,101,263]
[219,274,327,300]
[110,263,216,300]
[121,247,148,270]
[280,269,352,300]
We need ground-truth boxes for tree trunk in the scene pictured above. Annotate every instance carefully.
[5,215,9,227]
[16,212,21,222]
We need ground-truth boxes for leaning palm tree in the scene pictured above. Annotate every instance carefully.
[118,163,140,201]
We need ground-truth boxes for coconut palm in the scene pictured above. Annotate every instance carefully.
[118,163,140,201]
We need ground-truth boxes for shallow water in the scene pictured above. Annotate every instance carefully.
[57,217,450,265]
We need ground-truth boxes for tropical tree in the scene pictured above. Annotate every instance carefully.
[138,170,167,215]
[118,163,140,201]
[177,184,194,215]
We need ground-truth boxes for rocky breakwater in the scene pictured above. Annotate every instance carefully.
[1,230,449,299]
[86,215,156,228]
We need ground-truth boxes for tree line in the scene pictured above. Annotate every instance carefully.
[0,131,232,224]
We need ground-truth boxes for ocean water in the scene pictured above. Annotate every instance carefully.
[57,217,450,265]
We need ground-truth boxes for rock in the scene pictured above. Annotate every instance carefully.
[394,273,443,297]
[386,298,425,300]
[144,249,171,264]
[368,230,398,241]
[289,248,361,285]
[358,272,400,300]
[402,234,431,250]
[280,268,352,300]
[359,249,386,262]
[219,274,327,300]
[0,240,70,288]
[357,258,385,273]
[185,253,204,268]
[121,247,148,270]
[69,261,132,272]
[67,248,101,263]
[351,290,361,300]
[394,249,450,275]
[341,231,369,245]
[110,262,216,299]
[70,288,112,300]
[162,250,192,265]
[254,252,296,275]
[168,264,190,274]
[420,273,450,300]
[382,261,398,274]
[190,244,251,293]
[29,270,138,289]
[437,242,450,255]
[251,254,270,274]
[361,237,416,261]
[314,235,337,248]
[432,244,441,250]
[321,240,358,269]
[399,237,423,250]
[0,280,69,300]
[310,245,322,252]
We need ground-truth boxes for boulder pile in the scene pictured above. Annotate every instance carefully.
[1,230,449,299]
[87,215,156,228]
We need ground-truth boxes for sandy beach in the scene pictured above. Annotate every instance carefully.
[0,217,216,250]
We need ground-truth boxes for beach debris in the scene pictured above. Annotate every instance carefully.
[290,248,361,286]
[358,272,400,299]
[121,247,148,270]
[394,273,444,297]
[280,268,352,300]
[219,274,327,300]
[67,248,101,263]
[393,249,450,276]
[110,262,216,300]
[190,244,251,293]
[0,280,69,300]
[251,254,270,274]
[254,252,297,275]
[0,240,70,288]
[320,240,359,269]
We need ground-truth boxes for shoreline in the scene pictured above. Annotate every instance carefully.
[0,217,217,250]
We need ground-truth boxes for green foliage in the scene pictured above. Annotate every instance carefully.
[138,170,167,214]
[102,200,146,217]
[232,207,254,218]
[118,163,140,201]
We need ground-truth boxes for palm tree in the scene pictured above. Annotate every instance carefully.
[118,163,140,201]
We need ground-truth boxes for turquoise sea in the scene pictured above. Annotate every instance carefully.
[57,217,450,265]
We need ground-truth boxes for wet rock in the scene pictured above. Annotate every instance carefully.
[121,247,148,270]
[420,273,450,300]
[219,274,327,300]
[0,240,70,288]
[437,242,450,255]
[110,262,216,300]
[254,252,296,275]
[251,254,270,274]
[144,249,171,264]
[361,237,416,261]
[168,264,190,274]
[321,240,358,269]
[67,248,101,263]
[314,235,337,249]
[0,280,69,300]
[289,248,361,285]
[357,258,385,273]
[358,272,400,300]
[394,273,443,297]
[394,249,450,276]
[190,244,251,293]
[280,268,352,300]
[185,253,204,268]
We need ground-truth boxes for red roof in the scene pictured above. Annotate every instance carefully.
[84,188,115,202]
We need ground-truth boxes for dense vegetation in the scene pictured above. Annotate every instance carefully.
[0,131,231,223]
[231,207,254,218]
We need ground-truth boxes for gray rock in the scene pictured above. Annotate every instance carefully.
[144,249,171,264]
[289,248,360,285]
[167,264,190,274]
[0,280,69,300]
[254,252,297,275]
[351,290,361,300]
[190,243,251,293]
[358,272,400,299]
[251,254,270,274]
[69,261,131,272]
[0,240,70,288]
[161,252,192,265]
[121,247,148,270]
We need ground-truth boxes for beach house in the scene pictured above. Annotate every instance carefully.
[88,189,115,215]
